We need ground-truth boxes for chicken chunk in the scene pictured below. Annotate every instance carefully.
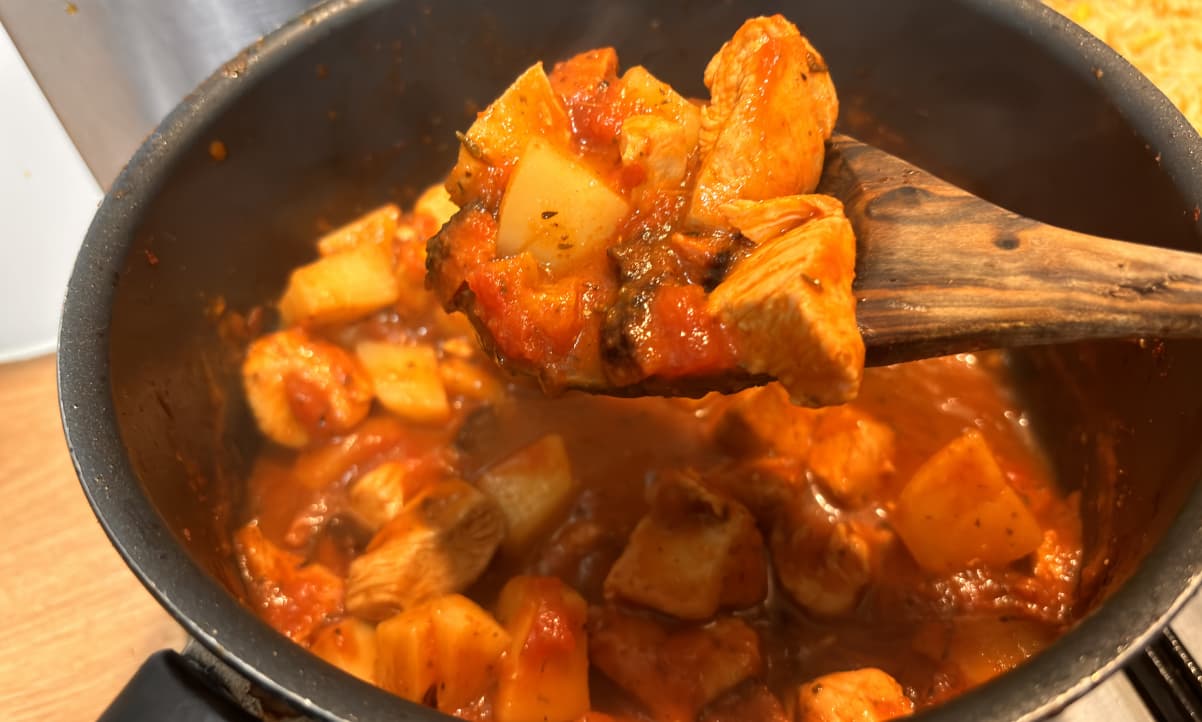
[289,415,448,492]
[688,15,838,228]
[589,606,763,722]
[710,385,894,511]
[619,65,702,196]
[702,455,808,527]
[242,328,374,448]
[620,113,695,194]
[605,472,767,619]
[345,479,505,621]
[708,195,862,406]
[771,490,892,616]
[773,519,875,617]
[794,668,914,722]
[807,405,896,508]
[346,460,424,531]
[712,383,821,459]
[234,523,344,643]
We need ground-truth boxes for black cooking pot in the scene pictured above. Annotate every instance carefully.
[58,0,1202,720]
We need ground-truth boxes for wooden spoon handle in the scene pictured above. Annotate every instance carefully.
[820,135,1202,366]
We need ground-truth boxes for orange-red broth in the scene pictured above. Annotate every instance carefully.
[236,265,1080,720]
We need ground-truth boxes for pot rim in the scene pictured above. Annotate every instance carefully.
[57,1,1202,720]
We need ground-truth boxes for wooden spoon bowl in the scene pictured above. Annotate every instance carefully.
[824,134,1202,366]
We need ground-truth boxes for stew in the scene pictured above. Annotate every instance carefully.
[233,16,1084,722]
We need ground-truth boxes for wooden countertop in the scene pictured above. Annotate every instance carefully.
[0,355,186,721]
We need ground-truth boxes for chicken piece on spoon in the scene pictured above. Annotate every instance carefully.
[427,15,863,406]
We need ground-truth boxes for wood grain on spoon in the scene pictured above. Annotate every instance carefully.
[822,134,1202,366]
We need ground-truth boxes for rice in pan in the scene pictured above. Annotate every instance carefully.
[1046,1,1202,130]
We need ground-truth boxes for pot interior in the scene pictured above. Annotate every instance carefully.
[96,0,1202,719]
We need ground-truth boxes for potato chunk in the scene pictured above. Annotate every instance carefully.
[496,138,630,271]
[949,616,1052,687]
[456,61,571,167]
[605,472,766,620]
[316,204,400,256]
[477,434,580,558]
[310,618,378,683]
[375,594,510,714]
[794,668,913,722]
[279,241,400,326]
[590,606,763,722]
[913,615,1052,689]
[447,62,573,205]
[494,576,590,722]
[346,480,505,621]
[355,341,451,424]
[892,431,1043,574]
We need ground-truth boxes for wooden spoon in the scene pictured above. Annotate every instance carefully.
[821,134,1202,366]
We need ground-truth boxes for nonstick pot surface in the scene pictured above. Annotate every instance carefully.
[59,1,1202,720]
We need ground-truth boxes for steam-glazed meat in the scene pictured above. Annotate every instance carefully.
[604,472,767,619]
[589,606,764,722]
[427,15,861,405]
[794,668,914,722]
[689,15,839,227]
